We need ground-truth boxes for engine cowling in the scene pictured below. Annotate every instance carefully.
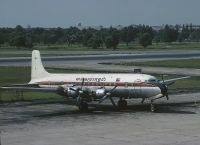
[67,88,78,98]
[57,86,77,98]
[95,89,106,98]
[57,86,66,96]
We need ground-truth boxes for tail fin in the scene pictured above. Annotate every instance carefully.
[31,50,49,80]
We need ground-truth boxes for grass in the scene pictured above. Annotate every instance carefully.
[0,67,30,86]
[24,41,200,50]
[25,41,200,50]
[119,59,200,69]
[0,91,63,102]
[1,41,200,56]
[0,67,62,102]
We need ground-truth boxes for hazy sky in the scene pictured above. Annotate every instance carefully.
[1,0,200,27]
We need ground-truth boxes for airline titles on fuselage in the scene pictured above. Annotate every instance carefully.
[76,77,106,82]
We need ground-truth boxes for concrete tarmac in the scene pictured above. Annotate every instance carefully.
[1,92,200,145]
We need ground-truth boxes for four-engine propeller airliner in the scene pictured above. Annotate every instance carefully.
[1,50,190,112]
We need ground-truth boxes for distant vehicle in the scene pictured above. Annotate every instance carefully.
[1,50,190,112]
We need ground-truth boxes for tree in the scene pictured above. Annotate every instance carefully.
[120,26,136,46]
[139,33,153,48]
[88,35,102,49]
[111,31,120,49]
[0,32,4,46]
[105,36,113,48]
[10,35,26,48]
[105,32,119,49]
[81,28,93,46]
[154,32,161,44]
[161,25,178,42]
[190,30,200,41]
[25,37,33,48]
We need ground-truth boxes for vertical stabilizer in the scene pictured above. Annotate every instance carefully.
[31,50,49,80]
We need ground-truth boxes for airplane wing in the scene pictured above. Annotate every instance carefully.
[160,76,191,86]
[1,84,58,92]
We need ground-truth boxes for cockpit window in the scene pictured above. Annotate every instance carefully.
[148,79,157,83]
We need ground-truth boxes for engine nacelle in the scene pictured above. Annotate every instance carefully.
[95,89,106,98]
[67,88,78,98]
[57,86,77,98]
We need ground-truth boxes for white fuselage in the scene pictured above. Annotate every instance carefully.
[29,73,161,99]
[28,50,162,100]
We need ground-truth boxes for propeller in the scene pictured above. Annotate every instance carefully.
[159,74,169,100]
[69,78,88,105]
[99,85,117,107]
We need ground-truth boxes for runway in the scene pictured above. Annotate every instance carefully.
[1,51,200,66]
[1,93,200,145]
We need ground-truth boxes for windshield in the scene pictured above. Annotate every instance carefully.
[147,77,158,83]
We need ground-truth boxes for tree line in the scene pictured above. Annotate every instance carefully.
[0,24,200,49]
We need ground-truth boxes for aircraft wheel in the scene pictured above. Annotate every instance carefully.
[150,104,155,112]
[117,99,127,110]
[78,101,88,112]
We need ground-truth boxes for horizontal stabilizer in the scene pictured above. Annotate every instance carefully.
[1,84,57,92]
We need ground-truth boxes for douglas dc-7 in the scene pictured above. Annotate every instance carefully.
[1,50,190,112]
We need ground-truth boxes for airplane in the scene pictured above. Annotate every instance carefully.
[1,50,190,112]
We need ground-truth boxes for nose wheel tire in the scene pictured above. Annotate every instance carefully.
[78,101,88,112]
[117,99,127,110]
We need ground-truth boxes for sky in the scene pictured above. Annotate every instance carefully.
[0,0,200,28]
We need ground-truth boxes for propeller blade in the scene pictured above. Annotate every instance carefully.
[99,85,117,104]
[76,95,81,105]
[141,98,145,104]
[161,74,164,83]
[165,85,169,100]
[69,78,86,105]
[108,96,116,107]
[99,94,109,103]
[166,93,169,100]
[110,85,117,93]
[69,87,77,92]
[157,82,169,100]
[80,78,85,90]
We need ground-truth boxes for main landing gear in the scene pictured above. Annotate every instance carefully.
[117,97,127,110]
[78,101,88,112]
[78,97,128,112]
[150,103,155,112]
[150,100,156,112]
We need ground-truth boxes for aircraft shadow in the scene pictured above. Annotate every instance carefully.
[0,103,197,127]
[34,103,197,119]
[92,104,196,114]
